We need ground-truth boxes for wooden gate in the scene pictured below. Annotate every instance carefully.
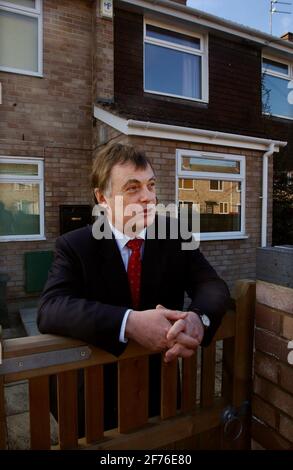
[0,280,255,450]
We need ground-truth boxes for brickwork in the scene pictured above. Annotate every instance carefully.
[93,0,114,102]
[0,0,93,304]
[252,280,293,449]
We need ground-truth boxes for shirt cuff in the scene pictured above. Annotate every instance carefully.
[119,309,133,343]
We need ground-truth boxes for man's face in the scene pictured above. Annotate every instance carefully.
[96,162,157,235]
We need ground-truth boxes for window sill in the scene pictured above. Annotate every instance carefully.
[198,233,249,242]
[0,236,46,242]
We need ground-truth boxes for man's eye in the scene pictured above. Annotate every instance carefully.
[148,182,156,190]
[126,186,138,192]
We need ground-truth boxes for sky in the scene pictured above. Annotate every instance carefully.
[187,0,293,38]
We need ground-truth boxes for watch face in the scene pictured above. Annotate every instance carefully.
[201,314,210,327]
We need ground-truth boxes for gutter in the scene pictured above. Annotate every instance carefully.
[118,0,293,56]
[94,105,287,152]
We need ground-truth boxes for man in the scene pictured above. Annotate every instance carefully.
[37,143,230,430]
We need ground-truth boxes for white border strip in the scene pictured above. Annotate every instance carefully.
[94,105,287,151]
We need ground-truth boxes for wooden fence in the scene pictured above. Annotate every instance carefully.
[0,280,255,450]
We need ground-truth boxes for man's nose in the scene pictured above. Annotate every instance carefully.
[140,185,155,202]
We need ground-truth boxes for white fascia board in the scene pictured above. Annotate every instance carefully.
[118,0,293,57]
[94,105,287,152]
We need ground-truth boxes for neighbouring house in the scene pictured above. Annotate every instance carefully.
[0,0,293,314]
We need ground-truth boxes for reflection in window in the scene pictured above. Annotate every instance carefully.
[178,177,242,233]
[0,158,43,239]
[262,56,293,119]
[144,23,207,101]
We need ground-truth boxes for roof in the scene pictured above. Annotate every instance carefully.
[117,0,293,57]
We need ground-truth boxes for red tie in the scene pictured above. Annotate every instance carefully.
[127,238,144,310]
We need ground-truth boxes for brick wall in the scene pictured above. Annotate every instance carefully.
[252,274,293,449]
[93,0,114,102]
[0,0,93,304]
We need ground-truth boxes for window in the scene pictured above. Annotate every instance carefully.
[262,56,293,120]
[178,178,194,190]
[0,158,44,240]
[219,202,229,214]
[177,150,246,240]
[144,20,208,102]
[0,0,42,76]
[209,180,223,191]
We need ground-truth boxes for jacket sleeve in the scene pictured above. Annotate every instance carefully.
[184,247,231,346]
[37,235,127,356]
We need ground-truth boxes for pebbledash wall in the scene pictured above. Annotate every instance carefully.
[0,0,94,308]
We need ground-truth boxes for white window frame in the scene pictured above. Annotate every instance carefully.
[219,202,229,214]
[176,149,246,241]
[178,178,195,190]
[143,18,209,103]
[0,0,43,77]
[262,54,293,121]
[0,156,45,241]
[209,180,223,192]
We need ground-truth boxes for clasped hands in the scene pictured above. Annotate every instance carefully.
[125,305,204,363]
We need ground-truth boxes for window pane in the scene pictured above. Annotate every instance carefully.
[178,179,241,233]
[146,25,200,49]
[1,1,36,8]
[262,58,288,75]
[0,162,38,176]
[0,10,38,72]
[145,44,201,99]
[181,156,240,174]
[0,182,40,235]
[262,73,293,118]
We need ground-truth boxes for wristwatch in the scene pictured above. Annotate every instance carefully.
[191,308,211,330]
[198,313,211,329]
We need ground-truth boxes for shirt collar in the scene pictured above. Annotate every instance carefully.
[108,219,146,250]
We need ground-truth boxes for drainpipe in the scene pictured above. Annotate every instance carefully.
[261,142,275,248]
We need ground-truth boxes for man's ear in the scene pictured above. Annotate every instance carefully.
[94,188,107,205]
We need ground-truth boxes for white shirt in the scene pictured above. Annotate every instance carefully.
[108,221,146,343]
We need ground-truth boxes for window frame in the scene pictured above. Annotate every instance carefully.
[262,54,293,121]
[176,149,246,241]
[209,180,223,192]
[143,18,209,103]
[0,156,45,242]
[0,0,43,77]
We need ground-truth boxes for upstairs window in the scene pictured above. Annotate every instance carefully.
[0,0,43,76]
[262,56,293,120]
[144,21,208,102]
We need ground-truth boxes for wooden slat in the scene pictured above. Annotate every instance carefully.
[161,358,178,419]
[222,337,234,403]
[57,370,78,449]
[84,365,104,443]
[232,280,256,407]
[181,353,197,413]
[118,356,148,433]
[0,376,6,449]
[80,398,226,450]
[29,376,51,449]
[200,343,216,408]
[214,310,236,341]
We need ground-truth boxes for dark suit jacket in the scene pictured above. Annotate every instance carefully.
[37,216,230,430]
